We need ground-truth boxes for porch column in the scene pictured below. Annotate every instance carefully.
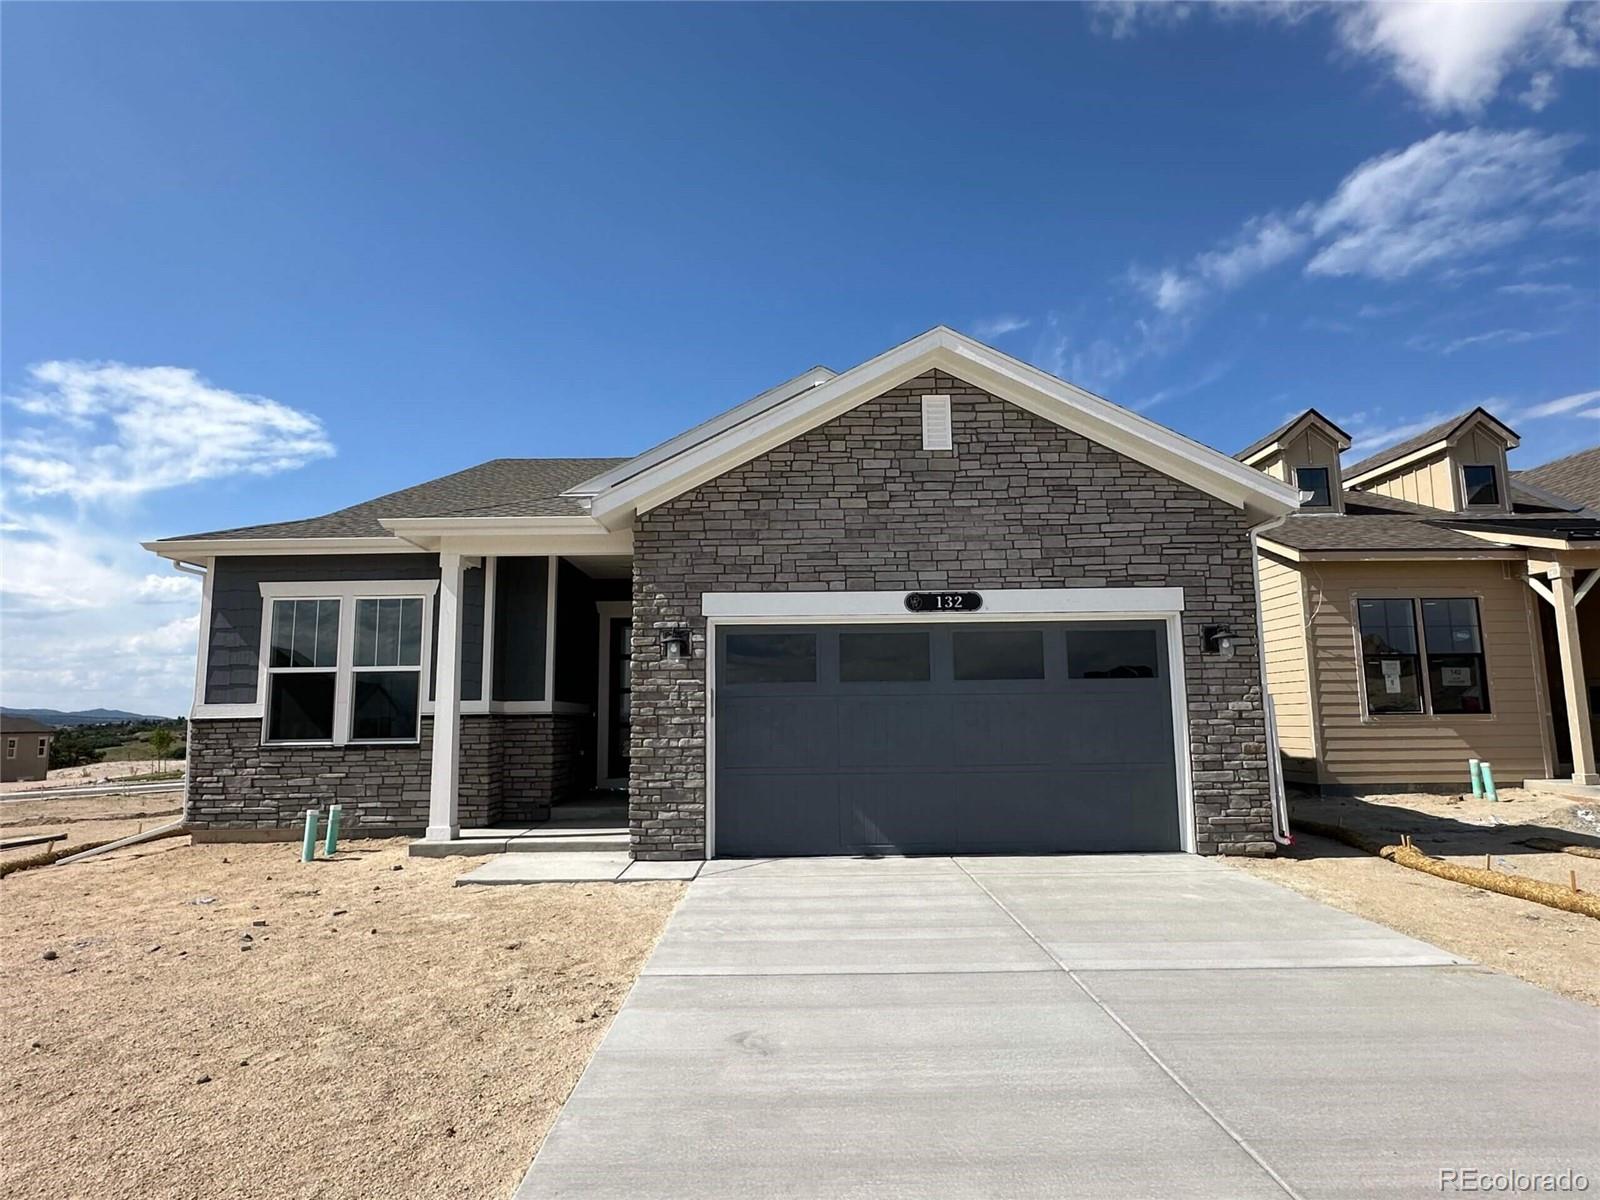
[1550,563,1599,786]
[426,550,465,840]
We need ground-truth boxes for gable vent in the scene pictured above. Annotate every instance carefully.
[921,394,952,451]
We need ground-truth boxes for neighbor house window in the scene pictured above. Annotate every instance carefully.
[1462,465,1500,507]
[1421,598,1490,714]
[1359,597,1490,716]
[259,582,436,746]
[37,738,47,757]
[265,598,341,742]
[5,739,14,759]
[1295,466,1332,508]
[351,597,424,741]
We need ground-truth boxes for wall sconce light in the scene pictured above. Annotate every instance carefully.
[1202,625,1237,658]
[660,628,692,664]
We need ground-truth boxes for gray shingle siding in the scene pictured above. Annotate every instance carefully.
[630,370,1276,859]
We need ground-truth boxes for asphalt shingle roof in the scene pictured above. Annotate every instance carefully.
[0,715,55,734]
[1517,446,1600,513]
[1344,407,1517,480]
[1264,494,1500,554]
[159,458,627,542]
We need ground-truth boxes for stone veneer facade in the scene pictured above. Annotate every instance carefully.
[630,369,1276,860]
[186,713,587,838]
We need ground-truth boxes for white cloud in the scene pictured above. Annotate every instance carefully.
[1517,387,1600,420]
[1129,128,1588,313]
[1408,326,1564,355]
[1092,1,1600,114]
[970,315,1032,340]
[1497,281,1577,296]
[1308,129,1582,280]
[0,512,201,713]
[3,361,334,503]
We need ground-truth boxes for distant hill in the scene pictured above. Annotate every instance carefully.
[0,707,177,727]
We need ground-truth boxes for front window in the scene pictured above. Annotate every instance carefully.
[1422,599,1490,714]
[1359,597,1491,716]
[1462,464,1500,507]
[1295,466,1332,508]
[351,597,424,741]
[260,587,432,745]
[266,598,340,742]
[1358,599,1423,715]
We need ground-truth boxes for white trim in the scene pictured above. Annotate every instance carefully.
[254,581,440,748]
[258,579,440,600]
[145,536,421,560]
[480,555,498,703]
[187,699,588,721]
[702,586,1185,619]
[701,597,1196,858]
[594,600,632,788]
[1344,410,1520,490]
[378,516,633,557]
[563,366,838,497]
[191,557,215,712]
[427,552,465,840]
[587,327,1300,529]
[544,556,560,706]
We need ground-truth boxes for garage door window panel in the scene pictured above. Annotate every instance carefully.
[839,630,930,683]
[1066,629,1160,680]
[952,629,1046,681]
[724,633,817,686]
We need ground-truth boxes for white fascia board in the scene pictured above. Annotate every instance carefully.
[144,536,422,561]
[378,515,634,556]
[587,327,1299,528]
[563,365,837,497]
[703,586,1185,619]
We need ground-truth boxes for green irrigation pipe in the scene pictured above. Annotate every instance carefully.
[302,808,319,863]
[1469,758,1483,798]
[323,804,342,856]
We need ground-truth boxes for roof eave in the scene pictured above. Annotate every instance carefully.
[144,535,419,561]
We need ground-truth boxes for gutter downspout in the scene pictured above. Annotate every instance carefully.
[1250,512,1295,847]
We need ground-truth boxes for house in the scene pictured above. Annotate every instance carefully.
[1,716,55,783]
[146,327,1304,859]
[1241,409,1600,793]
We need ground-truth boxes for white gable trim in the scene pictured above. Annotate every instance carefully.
[563,365,837,498]
[586,327,1299,529]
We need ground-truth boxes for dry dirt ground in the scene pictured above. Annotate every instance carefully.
[1,791,185,863]
[1227,788,1600,1007]
[0,837,683,1200]
[0,760,186,794]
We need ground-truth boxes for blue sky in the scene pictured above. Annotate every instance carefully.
[3,1,1598,714]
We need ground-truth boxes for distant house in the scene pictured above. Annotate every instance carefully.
[1,716,54,783]
[1241,410,1600,793]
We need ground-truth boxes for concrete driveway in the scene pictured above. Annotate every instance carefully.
[516,855,1600,1199]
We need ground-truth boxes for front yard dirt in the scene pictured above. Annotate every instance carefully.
[0,836,683,1200]
[1228,789,1600,1007]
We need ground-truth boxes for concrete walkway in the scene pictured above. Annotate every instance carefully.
[516,855,1600,1199]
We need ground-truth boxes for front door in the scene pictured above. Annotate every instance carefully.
[607,617,632,784]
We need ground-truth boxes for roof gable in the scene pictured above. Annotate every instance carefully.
[1236,408,1352,464]
[1344,407,1520,484]
[586,327,1299,528]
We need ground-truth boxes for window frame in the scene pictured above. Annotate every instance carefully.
[257,581,439,747]
[5,738,15,759]
[1460,463,1501,509]
[1294,465,1333,509]
[1353,593,1494,720]
[37,738,48,757]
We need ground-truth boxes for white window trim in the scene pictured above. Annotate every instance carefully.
[700,587,1195,857]
[5,738,15,759]
[37,738,48,757]
[256,580,439,747]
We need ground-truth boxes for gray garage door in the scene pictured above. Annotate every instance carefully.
[713,621,1181,856]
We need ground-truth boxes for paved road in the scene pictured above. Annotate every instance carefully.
[517,854,1600,1199]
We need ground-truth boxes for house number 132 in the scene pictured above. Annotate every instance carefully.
[904,591,984,613]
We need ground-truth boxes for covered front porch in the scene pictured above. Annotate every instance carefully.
[1526,549,1600,787]
[381,516,637,850]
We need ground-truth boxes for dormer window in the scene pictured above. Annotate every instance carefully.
[1462,464,1500,508]
[1295,466,1332,508]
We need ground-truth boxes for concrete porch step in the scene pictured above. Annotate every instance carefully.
[409,827,629,858]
